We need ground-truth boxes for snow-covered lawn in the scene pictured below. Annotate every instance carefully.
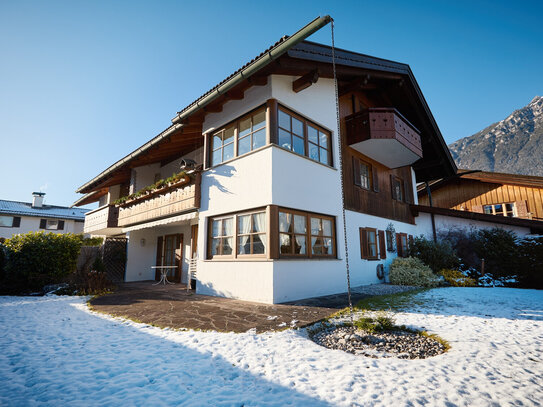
[0,288,541,406]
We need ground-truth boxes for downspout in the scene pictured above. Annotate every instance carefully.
[171,15,332,125]
[426,181,437,242]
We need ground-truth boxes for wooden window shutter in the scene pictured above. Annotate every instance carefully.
[396,233,402,257]
[515,200,529,218]
[57,220,65,230]
[471,205,483,213]
[39,219,47,229]
[390,174,396,199]
[372,165,379,192]
[408,234,414,250]
[404,181,411,204]
[378,230,386,259]
[12,217,21,227]
[359,228,368,259]
[353,157,361,186]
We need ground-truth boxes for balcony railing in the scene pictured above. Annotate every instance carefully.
[83,205,120,235]
[117,173,201,228]
[345,108,423,168]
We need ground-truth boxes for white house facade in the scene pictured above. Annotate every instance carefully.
[0,193,87,240]
[74,17,541,304]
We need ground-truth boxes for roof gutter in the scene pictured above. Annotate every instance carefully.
[171,15,332,125]
[76,123,183,193]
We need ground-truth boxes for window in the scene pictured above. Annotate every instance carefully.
[353,158,378,192]
[211,125,235,166]
[238,110,266,156]
[210,107,267,166]
[39,219,64,230]
[279,211,307,255]
[391,176,404,202]
[307,124,330,165]
[279,209,336,258]
[386,229,395,252]
[208,210,267,258]
[0,216,20,228]
[238,212,267,255]
[310,216,334,255]
[484,203,516,217]
[360,228,387,260]
[359,161,372,190]
[396,233,409,257]
[210,217,234,257]
[277,106,332,166]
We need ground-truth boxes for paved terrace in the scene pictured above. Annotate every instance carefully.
[90,282,417,333]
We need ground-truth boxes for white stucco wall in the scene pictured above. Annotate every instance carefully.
[0,216,84,239]
[415,212,531,238]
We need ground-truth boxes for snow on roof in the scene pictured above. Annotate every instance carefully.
[0,199,89,220]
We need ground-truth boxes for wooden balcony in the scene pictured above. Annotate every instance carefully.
[345,108,423,168]
[83,205,121,236]
[117,173,201,228]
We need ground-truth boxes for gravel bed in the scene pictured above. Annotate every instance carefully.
[312,326,446,359]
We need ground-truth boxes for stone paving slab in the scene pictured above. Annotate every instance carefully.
[90,282,337,333]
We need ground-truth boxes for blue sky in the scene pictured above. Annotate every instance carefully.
[1,0,542,207]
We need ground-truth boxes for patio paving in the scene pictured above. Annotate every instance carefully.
[89,282,338,333]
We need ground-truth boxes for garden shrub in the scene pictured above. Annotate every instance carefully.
[355,310,396,333]
[389,257,439,287]
[408,236,459,273]
[517,237,543,289]
[439,269,476,287]
[2,232,83,293]
[0,243,6,280]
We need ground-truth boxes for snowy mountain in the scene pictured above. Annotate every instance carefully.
[449,96,543,176]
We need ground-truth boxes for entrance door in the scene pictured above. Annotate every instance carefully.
[155,234,183,283]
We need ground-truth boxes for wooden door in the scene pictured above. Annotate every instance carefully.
[155,234,183,283]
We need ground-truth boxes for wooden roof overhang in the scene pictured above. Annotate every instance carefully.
[418,169,543,198]
[261,41,457,182]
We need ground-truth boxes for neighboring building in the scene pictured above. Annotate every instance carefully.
[0,192,88,239]
[73,17,540,303]
[418,169,543,220]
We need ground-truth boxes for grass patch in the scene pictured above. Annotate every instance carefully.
[354,288,429,312]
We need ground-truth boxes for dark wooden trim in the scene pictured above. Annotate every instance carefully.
[269,205,279,259]
[12,217,21,228]
[292,70,319,93]
[378,230,386,259]
[267,99,278,145]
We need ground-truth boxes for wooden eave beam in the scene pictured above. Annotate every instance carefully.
[292,70,319,93]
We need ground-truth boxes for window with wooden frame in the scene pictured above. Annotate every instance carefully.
[211,125,235,166]
[39,219,64,230]
[483,203,517,217]
[208,210,268,259]
[0,215,20,228]
[391,176,404,202]
[353,157,379,192]
[209,216,234,257]
[360,228,387,260]
[396,233,409,258]
[310,216,334,256]
[278,209,336,258]
[237,109,266,156]
[210,106,268,167]
[237,211,267,256]
[277,106,332,166]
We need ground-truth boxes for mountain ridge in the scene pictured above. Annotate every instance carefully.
[448,96,543,176]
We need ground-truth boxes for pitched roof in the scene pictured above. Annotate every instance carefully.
[0,199,89,220]
[418,169,543,195]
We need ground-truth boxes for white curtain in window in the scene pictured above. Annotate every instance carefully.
[238,215,251,254]
[294,215,306,233]
[254,212,267,252]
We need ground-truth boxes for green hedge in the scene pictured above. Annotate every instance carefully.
[408,236,459,273]
[2,232,83,293]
